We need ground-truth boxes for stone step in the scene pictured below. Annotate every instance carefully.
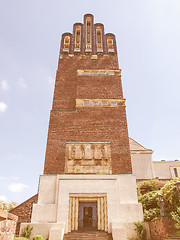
[165,235,180,240]
[63,230,113,240]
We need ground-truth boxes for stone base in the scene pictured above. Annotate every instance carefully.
[20,174,143,239]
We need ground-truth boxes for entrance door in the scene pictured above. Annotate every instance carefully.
[83,207,92,227]
[78,202,97,229]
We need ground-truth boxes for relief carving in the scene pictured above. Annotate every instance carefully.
[65,142,111,174]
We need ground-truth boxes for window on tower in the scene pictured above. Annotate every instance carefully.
[63,36,70,52]
[74,26,81,52]
[107,38,114,53]
[101,102,108,106]
[83,101,90,106]
[96,27,103,52]
[93,102,99,106]
[86,17,92,52]
[111,102,117,106]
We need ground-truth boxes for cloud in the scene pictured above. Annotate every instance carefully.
[0,195,7,201]
[0,102,7,112]
[18,77,27,88]
[1,80,9,90]
[8,183,28,192]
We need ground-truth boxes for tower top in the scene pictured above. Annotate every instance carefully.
[60,14,117,55]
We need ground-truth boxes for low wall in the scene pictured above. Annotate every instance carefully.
[148,217,177,240]
[0,219,17,240]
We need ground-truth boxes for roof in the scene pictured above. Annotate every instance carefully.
[129,138,153,153]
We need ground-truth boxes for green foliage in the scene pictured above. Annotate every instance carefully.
[160,178,180,214]
[137,178,180,222]
[138,179,166,195]
[171,207,180,236]
[33,235,43,240]
[134,221,146,240]
[143,208,160,222]
[137,187,142,199]
[0,201,18,211]
[138,190,159,210]
[14,238,29,240]
[21,224,33,239]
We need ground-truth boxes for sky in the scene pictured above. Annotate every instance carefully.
[0,0,180,204]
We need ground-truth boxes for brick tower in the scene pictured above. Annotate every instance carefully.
[44,13,132,176]
[20,14,143,240]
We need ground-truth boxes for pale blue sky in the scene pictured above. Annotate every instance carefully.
[0,0,180,203]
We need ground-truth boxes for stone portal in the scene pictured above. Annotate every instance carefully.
[68,193,108,232]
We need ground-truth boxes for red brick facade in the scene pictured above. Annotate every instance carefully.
[9,194,38,236]
[44,14,132,175]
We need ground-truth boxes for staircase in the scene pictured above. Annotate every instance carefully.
[165,234,180,240]
[63,230,113,240]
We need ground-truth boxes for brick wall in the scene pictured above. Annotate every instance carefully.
[44,54,132,175]
[9,194,38,236]
[148,217,177,240]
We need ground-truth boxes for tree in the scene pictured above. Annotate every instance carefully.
[0,200,18,211]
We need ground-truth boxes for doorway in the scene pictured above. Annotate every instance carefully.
[78,202,97,229]
[68,193,108,232]
[83,207,92,227]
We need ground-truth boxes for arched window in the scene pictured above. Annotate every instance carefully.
[86,17,92,51]
[63,36,70,52]
[74,26,81,51]
[96,27,103,52]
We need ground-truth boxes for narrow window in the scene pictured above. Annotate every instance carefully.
[107,38,114,52]
[86,17,91,50]
[96,27,103,51]
[93,102,99,106]
[174,168,178,177]
[64,36,70,50]
[83,101,90,106]
[75,26,81,50]
[111,102,117,106]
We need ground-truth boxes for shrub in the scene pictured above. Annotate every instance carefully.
[160,178,180,214]
[14,238,29,240]
[138,179,166,195]
[33,235,43,240]
[138,190,159,210]
[21,224,33,239]
[143,208,160,222]
[171,207,180,236]
[134,221,146,240]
